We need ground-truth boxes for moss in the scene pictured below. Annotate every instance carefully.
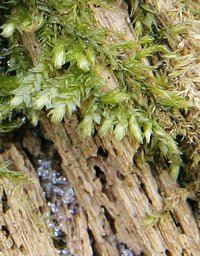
[0,162,34,183]
[0,0,199,181]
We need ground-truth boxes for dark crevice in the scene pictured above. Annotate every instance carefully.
[38,205,45,214]
[97,146,109,158]
[94,165,106,184]
[21,126,63,176]
[147,161,160,178]
[175,134,185,144]
[169,212,185,234]
[165,249,172,256]
[103,186,117,202]
[157,187,162,195]
[52,235,67,250]
[102,206,117,234]
[186,198,200,219]
[113,148,118,156]
[93,128,98,136]
[18,209,23,218]
[94,165,116,202]
[0,143,5,153]
[1,225,10,237]
[76,110,82,123]
[2,189,9,213]
[61,62,70,70]
[87,228,100,256]
[124,0,142,21]
[139,182,152,205]
[132,145,144,167]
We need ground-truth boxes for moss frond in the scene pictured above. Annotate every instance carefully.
[0,162,35,183]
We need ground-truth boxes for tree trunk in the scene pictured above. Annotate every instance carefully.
[0,1,199,256]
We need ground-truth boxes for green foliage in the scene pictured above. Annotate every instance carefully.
[0,162,34,183]
[0,0,194,180]
[143,212,169,229]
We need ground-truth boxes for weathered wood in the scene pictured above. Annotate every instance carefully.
[40,113,200,256]
[0,1,199,256]
[0,144,57,256]
[0,116,199,255]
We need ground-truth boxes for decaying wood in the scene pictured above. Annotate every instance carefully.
[0,1,199,256]
[0,145,57,256]
[0,117,199,255]
[40,113,200,255]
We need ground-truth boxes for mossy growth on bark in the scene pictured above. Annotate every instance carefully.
[0,0,199,183]
[0,162,34,183]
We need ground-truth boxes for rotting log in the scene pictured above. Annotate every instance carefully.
[0,1,200,256]
[0,113,199,255]
[40,113,200,255]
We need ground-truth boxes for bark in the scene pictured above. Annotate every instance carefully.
[0,2,200,256]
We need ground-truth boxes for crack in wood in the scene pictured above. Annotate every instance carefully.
[94,165,117,202]
[102,206,117,235]
[169,212,185,234]
[139,182,153,206]
[97,146,109,159]
[165,249,172,256]
[1,225,10,238]
[87,228,100,256]
[2,190,9,214]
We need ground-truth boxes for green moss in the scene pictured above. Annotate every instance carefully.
[0,162,34,183]
[0,0,197,180]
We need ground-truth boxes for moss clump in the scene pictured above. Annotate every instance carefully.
[0,162,34,183]
[0,0,199,181]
